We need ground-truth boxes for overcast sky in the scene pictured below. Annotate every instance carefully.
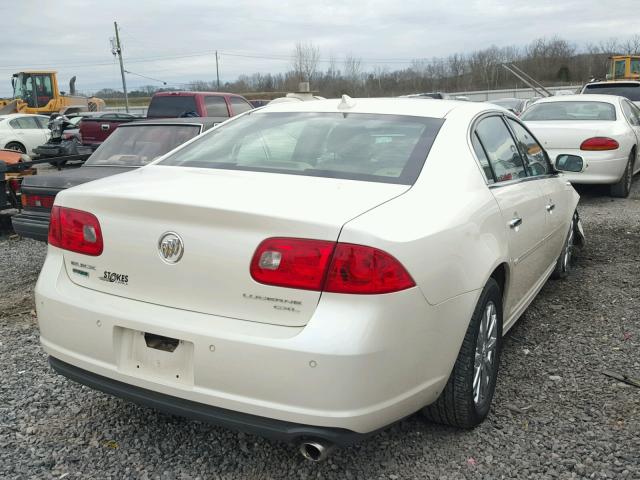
[1,0,638,95]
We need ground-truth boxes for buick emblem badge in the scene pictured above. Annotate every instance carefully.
[158,232,184,264]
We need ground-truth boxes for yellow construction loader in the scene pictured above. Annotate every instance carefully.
[0,71,104,115]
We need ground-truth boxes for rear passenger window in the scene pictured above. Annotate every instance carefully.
[204,96,229,117]
[475,116,527,182]
[230,97,253,114]
[471,133,495,184]
[621,100,640,126]
[507,119,551,177]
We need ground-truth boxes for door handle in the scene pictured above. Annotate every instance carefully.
[100,124,110,131]
[546,203,556,212]
[509,217,522,229]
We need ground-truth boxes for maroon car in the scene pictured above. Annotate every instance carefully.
[146,91,254,119]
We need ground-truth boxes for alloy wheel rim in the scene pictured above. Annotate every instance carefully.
[473,301,498,406]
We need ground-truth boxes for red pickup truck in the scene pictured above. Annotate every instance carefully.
[79,113,138,150]
[146,91,254,118]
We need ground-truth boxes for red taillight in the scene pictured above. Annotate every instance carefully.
[325,243,415,294]
[250,238,415,294]
[8,178,21,193]
[48,206,103,256]
[21,193,55,209]
[580,137,619,151]
[250,238,335,290]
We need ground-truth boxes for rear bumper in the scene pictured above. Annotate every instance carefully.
[36,247,479,435]
[49,356,368,446]
[11,212,49,241]
[548,148,628,184]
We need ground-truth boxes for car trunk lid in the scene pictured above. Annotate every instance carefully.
[525,120,617,150]
[60,166,409,327]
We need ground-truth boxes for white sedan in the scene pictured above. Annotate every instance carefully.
[36,97,584,461]
[521,94,640,197]
[0,113,50,155]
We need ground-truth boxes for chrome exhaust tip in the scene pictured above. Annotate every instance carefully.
[299,440,335,462]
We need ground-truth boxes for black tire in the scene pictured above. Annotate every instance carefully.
[610,152,634,198]
[552,211,577,279]
[422,278,503,428]
[5,142,26,153]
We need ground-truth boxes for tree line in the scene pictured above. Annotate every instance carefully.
[94,35,640,99]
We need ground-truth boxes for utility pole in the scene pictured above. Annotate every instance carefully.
[112,21,129,112]
[215,50,220,90]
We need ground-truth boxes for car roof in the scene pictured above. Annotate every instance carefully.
[585,80,640,86]
[258,97,497,119]
[533,94,621,104]
[152,91,244,98]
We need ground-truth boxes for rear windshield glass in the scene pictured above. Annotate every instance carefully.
[582,83,640,101]
[521,101,617,121]
[159,112,444,185]
[86,125,201,167]
[147,96,198,118]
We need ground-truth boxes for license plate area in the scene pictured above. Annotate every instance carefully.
[115,327,194,385]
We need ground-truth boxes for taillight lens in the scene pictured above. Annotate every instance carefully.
[580,137,619,151]
[48,206,103,256]
[325,243,415,294]
[250,238,335,290]
[21,193,55,209]
[250,238,415,294]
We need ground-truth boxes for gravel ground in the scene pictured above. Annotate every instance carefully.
[0,181,639,479]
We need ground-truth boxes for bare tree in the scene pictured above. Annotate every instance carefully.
[620,34,640,54]
[291,42,321,82]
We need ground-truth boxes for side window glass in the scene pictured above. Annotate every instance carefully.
[475,116,527,182]
[507,119,551,177]
[204,96,229,117]
[230,97,253,115]
[621,100,639,126]
[9,119,22,129]
[471,132,495,184]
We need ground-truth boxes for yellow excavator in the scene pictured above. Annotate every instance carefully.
[608,55,640,80]
[0,71,105,115]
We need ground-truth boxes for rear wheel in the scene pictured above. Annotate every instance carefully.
[551,211,577,279]
[610,152,634,198]
[422,278,503,428]
[5,142,26,154]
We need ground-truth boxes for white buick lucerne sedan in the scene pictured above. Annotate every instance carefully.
[521,94,640,197]
[36,97,584,461]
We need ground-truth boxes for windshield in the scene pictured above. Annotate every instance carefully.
[583,83,640,101]
[86,124,201,167]
[147,96,198,118]
[159,112,443,185]
[521,101,617,121]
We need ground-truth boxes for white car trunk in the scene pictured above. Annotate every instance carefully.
[526,120,616,150]
[60,166,409,327]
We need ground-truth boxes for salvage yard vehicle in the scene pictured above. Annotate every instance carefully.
[77,112,139,150]
[521,94,640,197]
[0,71,104,115]
[581,80,640,105]
[147,91,254,118]
[490,98,526,116]
[12,119,213,241]
[36,97,585,462]
[0,113,51,155]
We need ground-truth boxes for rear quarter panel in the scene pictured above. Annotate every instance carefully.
[339,110,509,307]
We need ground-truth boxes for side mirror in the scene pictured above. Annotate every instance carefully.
[555,154,585,173]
